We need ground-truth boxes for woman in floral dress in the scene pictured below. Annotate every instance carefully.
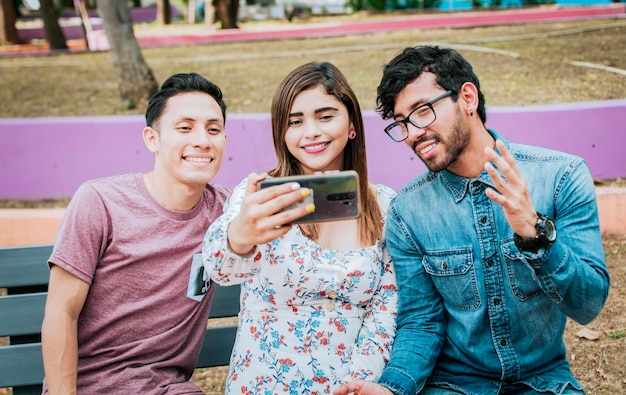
[202,61,397,394]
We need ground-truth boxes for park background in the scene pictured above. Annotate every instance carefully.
[1,1,626,394]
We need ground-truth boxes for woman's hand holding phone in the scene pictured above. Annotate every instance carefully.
[227,173,315,255]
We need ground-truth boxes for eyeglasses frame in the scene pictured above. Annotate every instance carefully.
[384,90,455,142]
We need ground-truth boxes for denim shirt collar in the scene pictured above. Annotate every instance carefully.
[440,129,508,203]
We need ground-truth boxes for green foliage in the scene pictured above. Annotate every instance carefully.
[347,0,368,11]
[401,0,442,8]
[123,100,137,111]
[607,329,626,339]
[352,0,441,10]
[422,0,441,9]
[367,0,386,11]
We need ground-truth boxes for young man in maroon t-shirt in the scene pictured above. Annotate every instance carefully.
[41,73,230,394]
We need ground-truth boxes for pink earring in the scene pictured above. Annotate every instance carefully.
[348,130,356,139]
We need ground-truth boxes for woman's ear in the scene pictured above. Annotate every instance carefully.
[348,122,356,139]
[142,126,160,153]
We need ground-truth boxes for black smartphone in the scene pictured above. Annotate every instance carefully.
[258,170,361,224]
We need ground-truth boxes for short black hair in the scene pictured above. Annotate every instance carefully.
[145,72,227,127]
[377,45,486,124]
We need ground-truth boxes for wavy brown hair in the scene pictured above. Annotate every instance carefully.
[269,61,382,245]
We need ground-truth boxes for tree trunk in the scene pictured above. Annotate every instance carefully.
[156,0,171,25]
[39,0,68,50]
[229,0,238,28]
[214,0,238,29]
[1,0,20,44]
[97,0,158,109]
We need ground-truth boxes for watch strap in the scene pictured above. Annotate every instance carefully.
[514,212,556,253]
[514,232,543,253]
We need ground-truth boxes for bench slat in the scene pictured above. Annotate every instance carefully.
[208,284,240,319]
[1,244,239,391]
[0,343,44,388]
[0,245,52,288]
[196,325,237,368]
[12,385,43,395]
[0,292,46,337]
[0,326,236,389]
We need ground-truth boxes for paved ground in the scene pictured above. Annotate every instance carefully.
[1,3,624,56]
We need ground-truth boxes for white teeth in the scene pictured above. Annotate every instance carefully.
[305,143,326,151]
[185,157,211,163]
[420,143,436,155]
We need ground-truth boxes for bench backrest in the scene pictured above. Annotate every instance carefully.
[0,245,240,394]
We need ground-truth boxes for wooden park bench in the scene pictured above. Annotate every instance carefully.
[0,244,240,394]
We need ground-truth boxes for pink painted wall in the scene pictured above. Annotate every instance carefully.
[1,99,625,200]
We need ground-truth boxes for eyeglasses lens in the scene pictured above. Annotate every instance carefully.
[410,106,436,129]
[386,124,407,142]
[386,106,436,142]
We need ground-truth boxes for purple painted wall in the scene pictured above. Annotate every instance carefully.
[1,99,625,200]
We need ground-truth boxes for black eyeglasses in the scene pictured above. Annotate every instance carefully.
[384,90,454,142]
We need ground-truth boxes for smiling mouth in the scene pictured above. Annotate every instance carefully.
[184,156,212,163]
[303,142,329,152]
[419,142,437,155]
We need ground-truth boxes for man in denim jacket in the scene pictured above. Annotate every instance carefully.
[335,46,610,395]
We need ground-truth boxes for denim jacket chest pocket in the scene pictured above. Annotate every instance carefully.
[422,248,481,310]
[501,238,544,301]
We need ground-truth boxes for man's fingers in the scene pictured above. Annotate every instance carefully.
[484,162,505,189]
[495,139,513,161]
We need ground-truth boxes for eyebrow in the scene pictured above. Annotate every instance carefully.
[176,117,223,124]
[393,99,426,120]
[289,106,339,117]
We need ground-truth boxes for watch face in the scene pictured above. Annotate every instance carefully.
[544,219,557,242]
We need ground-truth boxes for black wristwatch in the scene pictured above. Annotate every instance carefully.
[514,212,557,253]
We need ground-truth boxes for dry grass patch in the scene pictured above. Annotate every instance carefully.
[1,18,625,118]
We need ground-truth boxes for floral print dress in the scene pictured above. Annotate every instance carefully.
[202,179,398,395]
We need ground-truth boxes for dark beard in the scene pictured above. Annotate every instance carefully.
[414,110,471,173]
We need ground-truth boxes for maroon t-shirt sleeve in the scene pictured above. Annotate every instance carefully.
[49,181,110,284]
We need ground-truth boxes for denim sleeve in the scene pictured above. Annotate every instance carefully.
[376,203,446,395]
[519,160,610,325]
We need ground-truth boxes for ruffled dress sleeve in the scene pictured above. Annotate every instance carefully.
[202,178,265,285]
